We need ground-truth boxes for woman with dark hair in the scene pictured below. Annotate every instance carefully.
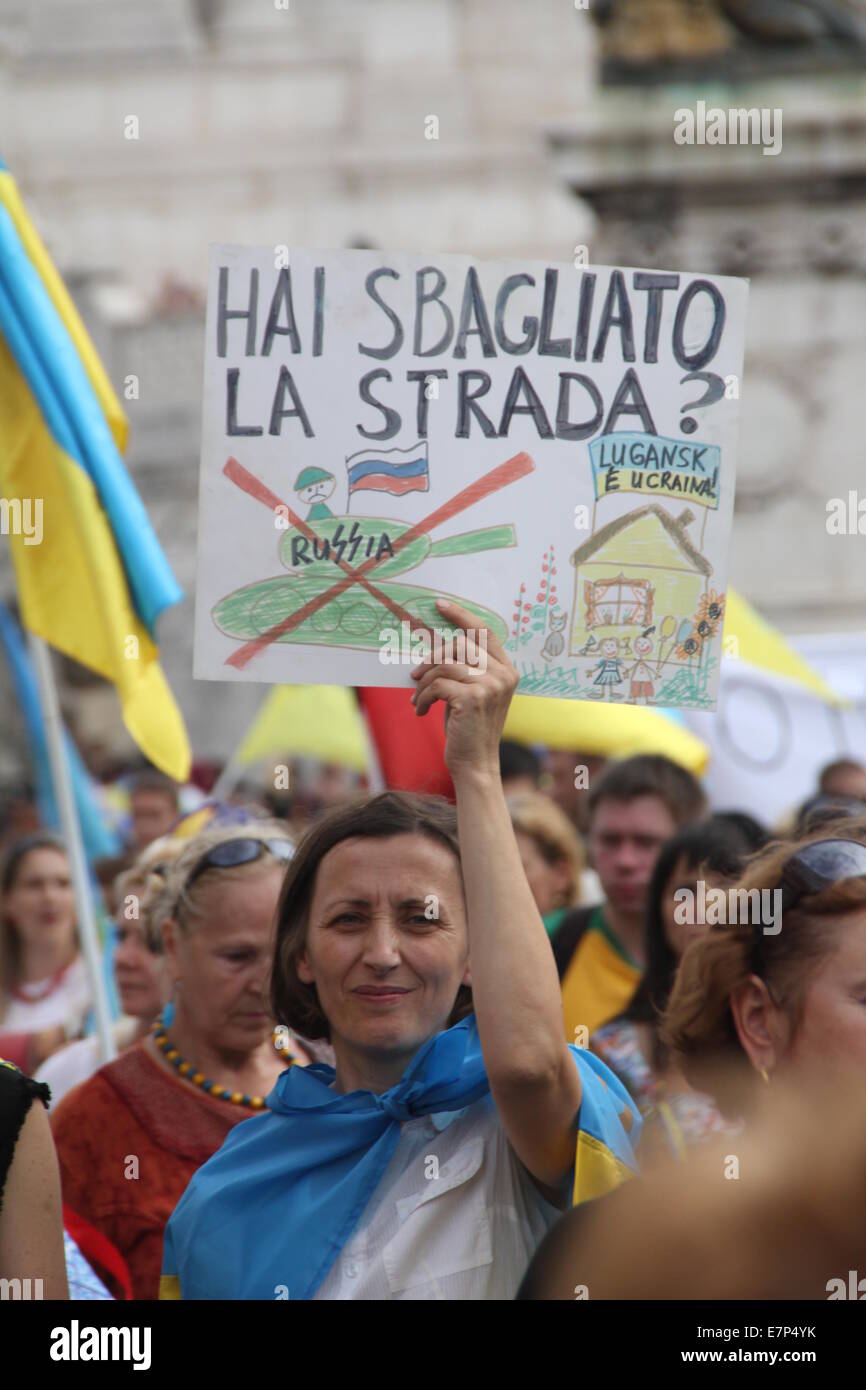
[161,601,640,1302]
[0,833,89,1073]
[590,815,756,1162]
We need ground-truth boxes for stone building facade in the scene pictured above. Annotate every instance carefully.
[0,0,863,770]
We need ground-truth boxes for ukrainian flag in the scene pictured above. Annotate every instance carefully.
[0,154,190,780]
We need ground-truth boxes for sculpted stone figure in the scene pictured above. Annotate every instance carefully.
[591,0,866,63]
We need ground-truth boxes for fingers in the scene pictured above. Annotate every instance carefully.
[434,598,513,672]
[411,663,485,713]
[413,674,482,718]
[413,660,517,717]
[411,648,517,703]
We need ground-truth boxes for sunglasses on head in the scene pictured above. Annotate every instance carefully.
[186,837,294,890]
[751,837,866,977]
[776,837,866,915]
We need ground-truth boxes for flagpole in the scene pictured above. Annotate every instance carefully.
[358,692,386,793]
[210,752,242,802]
[27,633,116,1064]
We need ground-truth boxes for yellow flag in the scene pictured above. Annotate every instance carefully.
[235,685,369,772]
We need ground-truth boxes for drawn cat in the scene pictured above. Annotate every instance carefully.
[541,609,568,663]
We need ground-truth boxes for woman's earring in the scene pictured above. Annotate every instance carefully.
[759,1065,771,1086]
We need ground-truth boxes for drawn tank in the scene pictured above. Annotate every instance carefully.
[211,514,516,649]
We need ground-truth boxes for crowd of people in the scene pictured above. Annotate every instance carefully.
[1,605,866,1301]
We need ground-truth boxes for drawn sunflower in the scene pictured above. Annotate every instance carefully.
[675,634,700,660]
[696,590,726,635]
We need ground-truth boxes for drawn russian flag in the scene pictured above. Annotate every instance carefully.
[345,442,429,498]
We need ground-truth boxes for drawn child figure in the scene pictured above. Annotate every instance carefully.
[294,466,337,520]
[591,637,625,700]
[628,627,656,705]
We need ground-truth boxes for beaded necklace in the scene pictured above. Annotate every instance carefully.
[151,1010,295,1110]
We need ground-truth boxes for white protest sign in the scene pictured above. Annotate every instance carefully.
[194,246,748,708]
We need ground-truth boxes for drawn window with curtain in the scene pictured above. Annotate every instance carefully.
[584,577,653,628]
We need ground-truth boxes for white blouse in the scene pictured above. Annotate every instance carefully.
[35,1016,140,1105]
[2,955,91,1035]
[313,1092,564,1300]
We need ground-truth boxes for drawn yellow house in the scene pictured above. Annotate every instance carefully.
[569,505,711,658]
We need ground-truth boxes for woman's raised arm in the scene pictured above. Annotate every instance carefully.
[411,600,582,1186]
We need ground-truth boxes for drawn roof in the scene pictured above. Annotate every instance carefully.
[569,504,712,576]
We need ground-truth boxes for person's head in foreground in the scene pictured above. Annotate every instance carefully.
[516,1065,866,1300]
[160,600,641,1302]
[508,791,584,919]
[662,830,866,1116]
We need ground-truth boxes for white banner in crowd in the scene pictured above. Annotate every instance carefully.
[681,632,866,826]
[194,245,748,709]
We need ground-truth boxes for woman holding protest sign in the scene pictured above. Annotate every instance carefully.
[51,820,313,1299]
[161,600,640,1301]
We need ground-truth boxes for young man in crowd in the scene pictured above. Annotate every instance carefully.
[551,755,706,1042]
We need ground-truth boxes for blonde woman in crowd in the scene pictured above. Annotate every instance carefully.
[508,792,585,936]
[50,821,308,1299]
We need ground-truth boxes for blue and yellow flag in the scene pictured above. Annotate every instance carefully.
[0,154,190,780]
[0,598,120,861]
[570,1045,641,1204]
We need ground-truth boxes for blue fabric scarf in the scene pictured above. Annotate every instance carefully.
[162,1014,491,1299]
[162,1013,640,1300]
